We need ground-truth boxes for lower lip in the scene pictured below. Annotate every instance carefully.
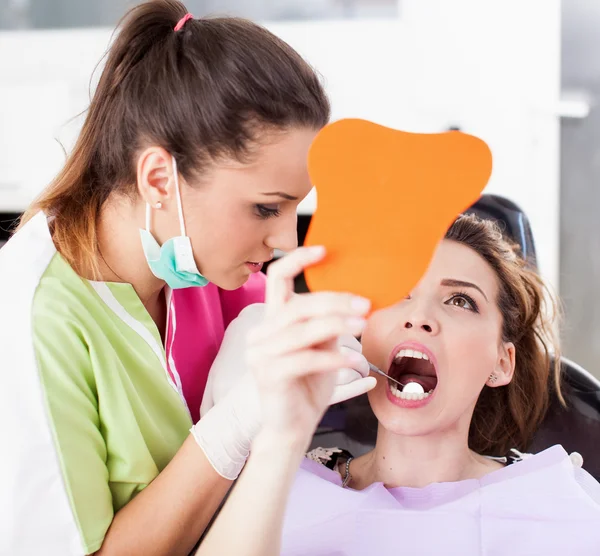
[246,262,264,273]
[385,380,436,409]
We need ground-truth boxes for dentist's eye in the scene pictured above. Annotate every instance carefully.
[446,292,479,313]
[255,204,281,219]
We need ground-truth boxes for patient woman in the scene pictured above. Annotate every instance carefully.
[197,215,600,556]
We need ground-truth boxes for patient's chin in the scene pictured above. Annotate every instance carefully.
[368,382,480,441]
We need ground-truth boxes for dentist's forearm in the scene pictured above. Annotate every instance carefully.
[97,435,232,556]
[196,431,307,556]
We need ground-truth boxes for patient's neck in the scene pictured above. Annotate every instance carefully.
[351,423,500,489]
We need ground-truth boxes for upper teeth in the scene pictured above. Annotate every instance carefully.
[394,349,429,361]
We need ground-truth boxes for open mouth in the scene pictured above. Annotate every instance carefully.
[388,347,438,402]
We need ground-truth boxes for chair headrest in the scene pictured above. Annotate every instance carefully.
[560,355,600,392]
[465,194,538,269]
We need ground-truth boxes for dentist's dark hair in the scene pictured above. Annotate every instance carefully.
[446,214,563,456]
[18,0,329,277]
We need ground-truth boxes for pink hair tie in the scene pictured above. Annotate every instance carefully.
[174,13,193,31]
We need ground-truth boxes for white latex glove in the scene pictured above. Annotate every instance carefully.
[331,334,373,405]
[192,304,262,481]
[199,304,265,419]
[192,303,376,480]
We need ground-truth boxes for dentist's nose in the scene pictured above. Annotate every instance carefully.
[265,212,298,253]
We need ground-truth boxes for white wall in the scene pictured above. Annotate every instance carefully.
[0,0,561,287]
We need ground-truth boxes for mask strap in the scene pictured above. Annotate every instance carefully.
[145,203,152,232]
[144,157,186,236]
[172,157,187,237]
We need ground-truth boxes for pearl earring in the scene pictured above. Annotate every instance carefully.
[155,202,163,210]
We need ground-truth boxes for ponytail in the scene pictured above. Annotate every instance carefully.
[19,0,329,278]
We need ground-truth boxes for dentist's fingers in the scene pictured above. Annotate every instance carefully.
[250,348,358,381]
[265,246,326,316]
[253,315,365,357]
[329,377,377,405]
[251,292,371,342]
[280,292,370,328]
[338,345,370,378]
[337,334,363,352]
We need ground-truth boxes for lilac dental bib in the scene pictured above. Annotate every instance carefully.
[281,445,600,556]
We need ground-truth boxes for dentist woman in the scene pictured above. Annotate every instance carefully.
[0,1,374,554]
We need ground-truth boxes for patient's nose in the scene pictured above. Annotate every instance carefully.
[404,316,439,335]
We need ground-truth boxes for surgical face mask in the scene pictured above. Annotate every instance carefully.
[139,157,209,289]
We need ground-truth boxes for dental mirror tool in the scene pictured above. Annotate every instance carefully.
[367,362,406,389]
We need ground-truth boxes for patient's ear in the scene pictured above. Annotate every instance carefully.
[490,342,515,387]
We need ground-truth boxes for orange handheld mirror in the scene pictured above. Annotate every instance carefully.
[303,118,492,311]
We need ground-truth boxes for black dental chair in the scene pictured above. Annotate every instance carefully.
[306,194,600,482]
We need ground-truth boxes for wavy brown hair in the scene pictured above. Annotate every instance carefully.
[18,0,329,277]
[445,214,563,456]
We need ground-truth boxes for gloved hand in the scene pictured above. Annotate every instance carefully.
[192,304,262,481]
[191,303,376,480]
[331,333,373,405]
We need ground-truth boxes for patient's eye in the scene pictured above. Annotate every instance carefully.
[445,293,479,313]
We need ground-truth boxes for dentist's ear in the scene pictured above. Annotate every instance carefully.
[489,341,515,387]
[136,146,174,208]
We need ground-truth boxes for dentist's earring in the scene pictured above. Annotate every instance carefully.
[155,202,163,210]
[488,373,498,385]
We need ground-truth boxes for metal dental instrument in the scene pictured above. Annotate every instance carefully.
[368,362,405,388]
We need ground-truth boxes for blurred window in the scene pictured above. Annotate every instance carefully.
[0,0,399,30]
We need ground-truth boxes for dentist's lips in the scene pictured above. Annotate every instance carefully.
[246,257,273,273]
[246,262,264,273]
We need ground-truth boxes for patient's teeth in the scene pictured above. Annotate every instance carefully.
[389,381,433,402]
[391,391,432,401]
[394,348,430,361]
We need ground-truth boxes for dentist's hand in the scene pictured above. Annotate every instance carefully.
[331,334,373,405]
[192,248,375,479]
[191,306,262,481]
[198,303,265,420]
[248,246,373,447]
[200,306,374,417]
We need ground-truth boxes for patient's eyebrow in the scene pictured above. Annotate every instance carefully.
[261,191,298,201]
[441,279,489,302]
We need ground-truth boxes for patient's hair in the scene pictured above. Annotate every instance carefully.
[445,214,563,456]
